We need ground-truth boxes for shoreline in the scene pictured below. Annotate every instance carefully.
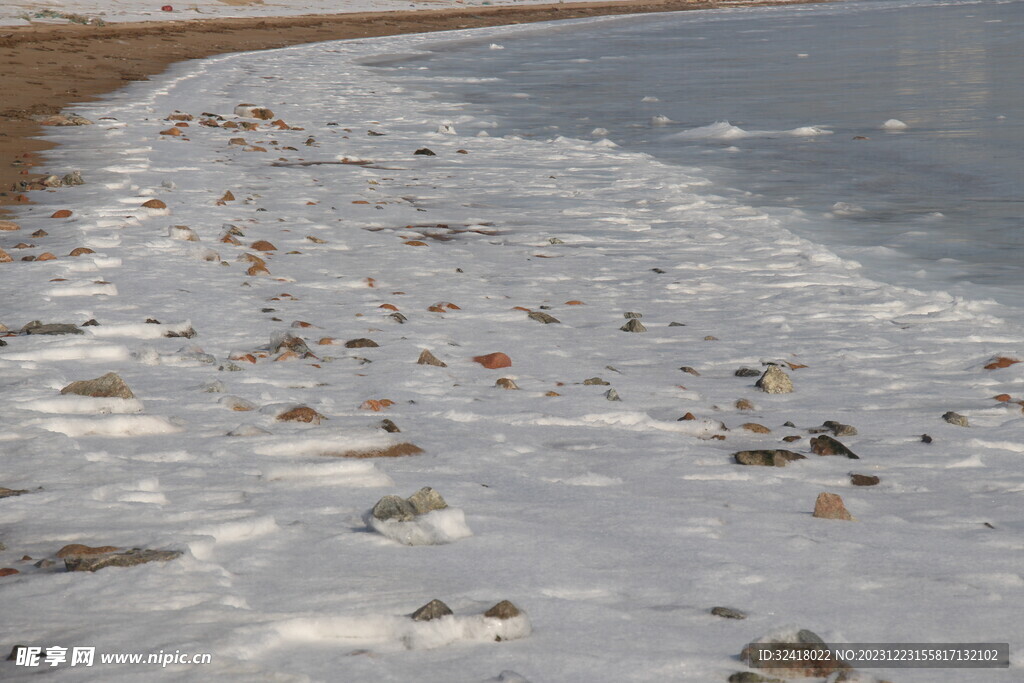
[0,0,827,213]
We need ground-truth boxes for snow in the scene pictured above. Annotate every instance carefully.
[1,8,1022,683]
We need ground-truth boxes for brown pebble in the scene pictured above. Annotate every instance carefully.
[850,474,880,486]
[813,492,854,520]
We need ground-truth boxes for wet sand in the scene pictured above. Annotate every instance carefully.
[0,0,824,211]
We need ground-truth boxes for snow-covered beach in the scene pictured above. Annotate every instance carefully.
[2,2,1023,681]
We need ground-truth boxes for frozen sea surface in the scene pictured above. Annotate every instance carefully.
[381,0,1024,305]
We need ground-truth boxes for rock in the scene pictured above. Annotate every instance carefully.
[36,252,57,262]
[379,419,400,433]
[735,367,761,377]
[943,411,969,427]
[679,412,696,421]
[168,225,199,241]
[983,356,1020,370]
[141,199,167,209]
[728,673,785,683]
[740,423,771,434]
[740,629,850,679]
[496,378,519,390]
[605,388,621,401]
[51,209,73,218]
[325,443,423,459]
[781,435,801,443]
[527,311,560,324]
[921,434,933,443]
[272,332,311,356]
[0,487,30,498]
[372,495,417,522]
[620,319,646,333]
[165,326,197,339]
[850,474,880,486]
[0,568,20,577]
[473,352,512,369]
[56,544,119,558]
[711,606,747,619]
[411,599,453,621]
[0,221,21,231]
[31,229,47,238]
[64,548,182,572]
[40,114,93,126]
[407,487,448,515]
[390,312,408,324]
[417,349,447,367]
[735,399,755,411]
[484,600,521,619]
[755,366,793,394]
[623,312,642,319]
[251,240,277,251]
[583,377,609,385]
[68,247,96,257]
[809,435,859,459]
[345,338,379,348]
[414,147,436,156]
[277,405,325,423]
[680,366,700,376]
[60,372,134,399]
[810,420,858,437]
[234,104,275,120]
[23,321,82,335]
[734,450,805,467]
[813,492,854,520]
[0,249,11,263]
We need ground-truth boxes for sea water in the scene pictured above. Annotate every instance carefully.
[369,0,1024,306]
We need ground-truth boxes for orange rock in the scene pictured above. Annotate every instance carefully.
[252,240,277,251]
[512,306,532,312]
[0,568,19,577]
[379,304,399,311]
[275,350,300,361]
[0,249,11,263]
[323,442,423,459]
[221,190,235,201]
[141,199,167,209]
[69,247,95,256]
[230,353,257,364]
[277,406,325,423]
[360,399,395,412]
[318,337,335,345]
[352,200,370,205]
[167,113,193,121]
[564,300,585,305]
[31,229,48,237]
[740,423,771,434]
[49,278,67,282]
[56,544,119,558]
[427,305,445,312]
[51,209,72,218]
[785,362,808,370]
[473,352,512,369]
[985,357,1021,370]
[0,220,20,231]
[994,394,1013,402]
[444,303,460,310]
[736,399,755,411]
[36,252,56,261]
[223,121,239,129]
[292,321,313,328]
[404,240,428,246]
[160,127,183,136]
[365,278,376,287]
[220,233,241,245]
[175,122,190,128]
[680,412,696,421]
[545,391,561,397]
[245,146,267,153]
[247,264,270,276]
[813,492,854,521]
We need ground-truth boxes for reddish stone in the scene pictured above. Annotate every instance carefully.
[277,406,325,423]
[141,199,167,209]
[247,264,270,276]
[786,362,809,370]
[813,492,854,520]
[404,240,428,246]
[680,412,696,421]
[51,209,72,218]
[251,240,277,251]
[69,247,95,256]
[221,190,235,201]
[352,200,370,205]
[36,252,56,261]
[317,337,335,345]
[0,220,20,231]
[994,394,1012,402]
[564,300,585,305]
[473,352,512,369]
[220,233,241,245]
[0,568,19,577]
[379,303,399,311]
[360,399,395,412]
[512,306,531,312]
[0,249,11,263]
[56,544,119,558]
[160,127,183,136]
[741,423,771,434]
[545,391,561,397]
[985,357,1021,370]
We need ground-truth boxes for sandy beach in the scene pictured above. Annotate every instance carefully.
[0,0,823,212]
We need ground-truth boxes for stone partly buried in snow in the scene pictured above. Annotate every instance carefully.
[813,492,855,520]
[734,450,805,467]
[484,600,522,620]
[345,338,379,348]
[411,599,453,622]
[473,352,512,369]
[276,405,325,423]
[64,548,183,572]
[943,411,969,427]
[22,321,83,335]
[810,420,858,437]
[417,349,447,367]
[809,435,859,459]
[373,487,448,522]
[740,628,851,680]
[527,311,560,324]
[620,318,646,333]
[755,366,793,393]
[60,372,135,399]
